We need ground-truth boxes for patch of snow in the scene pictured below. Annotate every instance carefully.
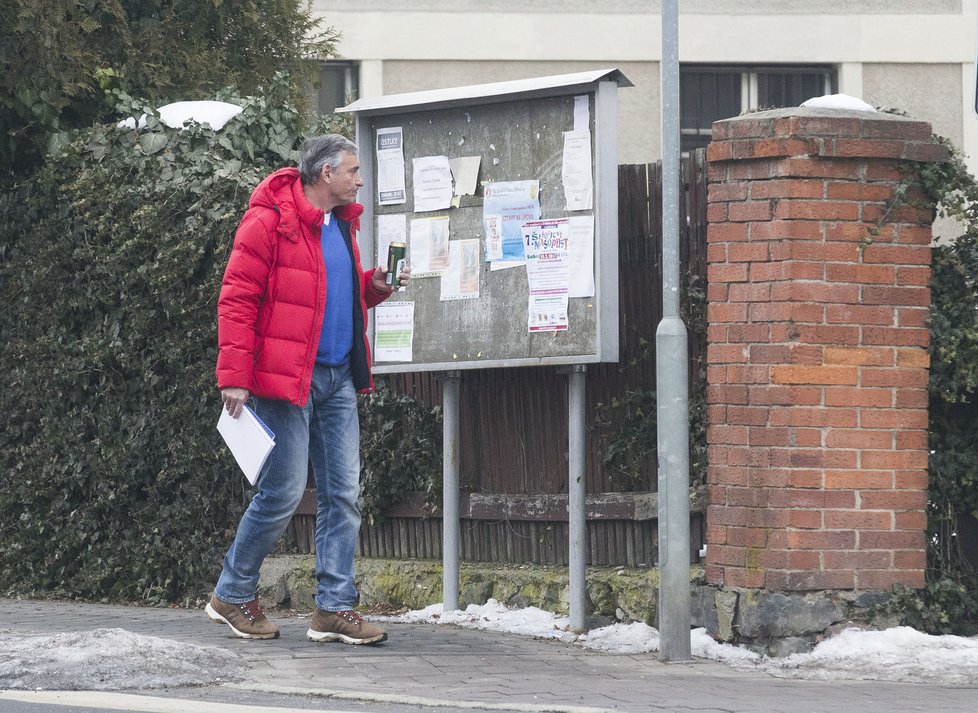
[117,100,243,130]
[383,599,978,684]
[0,627,243,691]
[800,94,877,112]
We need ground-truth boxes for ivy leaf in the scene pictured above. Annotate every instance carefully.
[139,133,168,155]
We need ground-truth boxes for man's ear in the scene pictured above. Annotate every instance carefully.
[321,164,331,182]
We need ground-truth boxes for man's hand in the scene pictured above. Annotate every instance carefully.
[372,264,411,293]
[221,387,251,419]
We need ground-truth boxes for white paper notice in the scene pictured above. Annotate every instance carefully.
[409,216,451,277]
[568,214,595,298]
[376,127,406,205]
[413,155,454,212]
[449,156,481,196]
[484,214,503,261]
[562,130,593,211]
[374,301,415,362]
[440,239,481,301]
[574,95,589,132]
[523,219,570,332]
[376,213,407,265]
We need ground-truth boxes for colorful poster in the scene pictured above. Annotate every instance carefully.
[482,180,541,261]
[522,219,570,332]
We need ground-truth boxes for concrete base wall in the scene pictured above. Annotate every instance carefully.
[259,556,897,656]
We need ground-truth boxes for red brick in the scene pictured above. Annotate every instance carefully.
[825,430,894,450]
[860,530,925,550]
[775,200,860,221]
[748,427,792,447]
[893,468,929,490]
[708,303,749,322]
[824,469,894,489]
[860,449,929,470]
[751,179,825,199]
[726,324,773,343]
[729,200,774,222]
[769,569,856,591]
[724,569,767,589]
[778,157,862,179]
[826,263,896,284]
[748,385,822,406]
[824,550,893,570]
[771,365,857,385]
[861,490,928,511]
[862,327,930,348]
[893,550,928,570]
[707,425,750,445]
[824,510,893,529]
[895,432,928,451]
[895,226,934,245]
[861,285,929,307]
[895,348,930,369]
[825,386,893,408]
[710,466,751,486]
[860,409,928,429]
[728,282,773,302]
[897,307,929,328]
[707,222,749,243]
[727,242,771,262]
[824,346,894,366]
[771,281,860,304]
[727,405,771,426]
[861,367,928,388]
[786,325,861,346]
[826,182,894,201]
[752,220,824,241]
[860,244,932,265]
[895,511,928,530]
[708,182,749,202]
[825,304,896,326]
[857,570,924,589]
[707,384,749,404]
[788,470,824,488]
[708,344,749,363]
[789,510,823,529]
[709,263,750,283]
[895,266,931,286]
[768,407,857,428]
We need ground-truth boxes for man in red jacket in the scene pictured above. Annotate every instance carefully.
[207,134,408,644]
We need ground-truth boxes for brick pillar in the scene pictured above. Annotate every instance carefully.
[704,107,948,592]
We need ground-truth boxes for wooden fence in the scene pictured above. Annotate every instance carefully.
[286,150,709,566]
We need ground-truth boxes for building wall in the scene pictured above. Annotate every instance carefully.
[311,0,978,171]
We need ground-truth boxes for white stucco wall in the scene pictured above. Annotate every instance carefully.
[312,0,978,169]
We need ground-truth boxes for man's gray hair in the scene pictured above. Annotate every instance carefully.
[298,134,358,185]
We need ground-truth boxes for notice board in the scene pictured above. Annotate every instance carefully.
[338,69,630,373]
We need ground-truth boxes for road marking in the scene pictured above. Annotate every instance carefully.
[0,690,362,713]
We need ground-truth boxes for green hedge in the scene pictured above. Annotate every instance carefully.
[0,77,322,604]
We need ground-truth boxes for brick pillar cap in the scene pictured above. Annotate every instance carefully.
[709,107,948,163]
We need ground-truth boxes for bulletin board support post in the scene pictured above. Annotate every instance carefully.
[568,364,587,632]
[442,370,461,612]
[656,0,693,663]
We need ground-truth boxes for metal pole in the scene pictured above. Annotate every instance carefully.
[656,0,692,662]
[442,370,461,612]
[568,364,587,632]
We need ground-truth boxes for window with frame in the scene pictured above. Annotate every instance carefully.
[311,60,359,116]
[680,65,836,153]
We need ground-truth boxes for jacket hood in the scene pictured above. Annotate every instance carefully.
[248,167,364,242]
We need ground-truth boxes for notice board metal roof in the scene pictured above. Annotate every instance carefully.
[337,68,633,116]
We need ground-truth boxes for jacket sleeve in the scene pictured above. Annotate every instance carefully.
[215,209,275,391]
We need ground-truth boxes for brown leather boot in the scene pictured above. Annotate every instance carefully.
[205,595,280,639]
[307,608,387,644]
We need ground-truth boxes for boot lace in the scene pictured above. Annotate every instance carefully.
[238,599,265,622]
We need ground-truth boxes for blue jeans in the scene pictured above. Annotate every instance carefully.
[215,362,362,611]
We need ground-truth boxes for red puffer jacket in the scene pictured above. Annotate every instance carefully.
[216,167,388,405]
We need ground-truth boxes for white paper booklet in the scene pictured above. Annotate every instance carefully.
[217,405,275,485]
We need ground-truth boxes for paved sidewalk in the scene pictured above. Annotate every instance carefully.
[2,597,976,713]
